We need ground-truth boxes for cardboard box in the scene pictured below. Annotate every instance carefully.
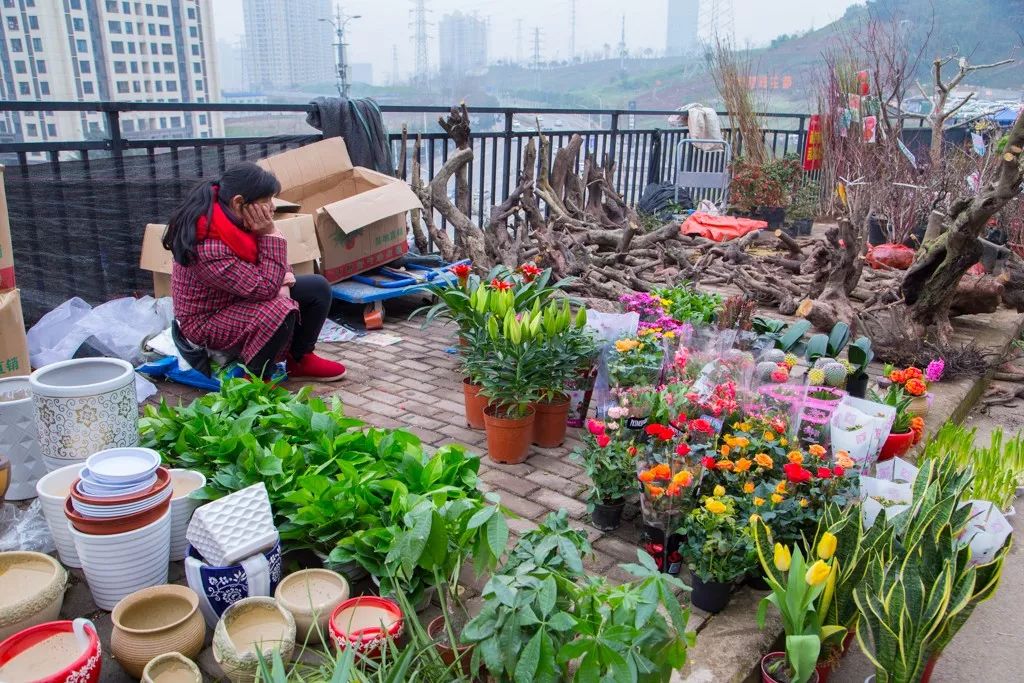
[257,138,421,283]
[0,166,15,290]
[139,214,321,298]
[0,289,29,377]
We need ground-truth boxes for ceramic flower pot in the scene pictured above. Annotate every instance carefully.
[141,652,202,683]
[169,470,206,562]
[483,405,535,464]
[689,574,732,614]
[761,652,820,683]
[35,463,86,568]
[532,395,570,448]
[29,358,138,472]
[462,379,488,430]
[274,568,349,644]
[110,585,205,677]
[329,596,403,660]
[0,618,101,683]
[70,509,171,611]
[878,430,915,461]
[186,482,277,567]
[185,541,283,628]
[64,495,171,536]
[213,597,295,683]
[428,615,473,678]
[590,498,625,531]
[907,393,930,417]
[0,552,68,642]
[0,376,46,500]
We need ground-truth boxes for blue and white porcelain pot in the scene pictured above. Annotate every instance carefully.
[184,540,282,628]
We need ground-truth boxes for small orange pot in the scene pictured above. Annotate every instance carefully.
[462,379,489,430]
[532,395,570,448]
[483,405,536,464]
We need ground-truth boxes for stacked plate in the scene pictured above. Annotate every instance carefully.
[64,448,172,535]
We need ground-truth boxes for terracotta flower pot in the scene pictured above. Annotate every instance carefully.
[761,652,820,683]
[878,430,915,461]
[0,552,68,642]
[532,395,570,448]
[907,393,929,417]
[110,585,206,677]
[483,405,536,464]
[462,379,488,430]
[0,619,101,683]
[428,615,474,678]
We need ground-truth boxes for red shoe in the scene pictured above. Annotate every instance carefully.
[287,352,347,381]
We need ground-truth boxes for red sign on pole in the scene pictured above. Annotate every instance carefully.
[802,114,823,171]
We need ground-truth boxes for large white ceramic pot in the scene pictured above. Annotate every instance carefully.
[35,463,86,568]
[0,377,46,500]
[29,358,138,472]
[70,508,171,611]
[169,470,206,562]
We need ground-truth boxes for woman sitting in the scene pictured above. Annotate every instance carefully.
[163,163,346,381]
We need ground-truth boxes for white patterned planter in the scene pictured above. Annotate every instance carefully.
[0,376,46,500]
[29,358,138,472]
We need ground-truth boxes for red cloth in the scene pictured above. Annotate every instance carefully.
[680,212,767,242]
[196,200,258,263]
[172,235,297,363]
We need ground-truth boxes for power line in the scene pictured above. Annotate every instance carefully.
[699,0,735,43]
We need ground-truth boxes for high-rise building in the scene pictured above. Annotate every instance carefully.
[242,0,333,90]
[0,0,222,147]
[217,39,247,93]
[438,11,487,78]
[666,0,700,56]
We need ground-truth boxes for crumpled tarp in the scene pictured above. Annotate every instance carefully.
[680,212,767,242]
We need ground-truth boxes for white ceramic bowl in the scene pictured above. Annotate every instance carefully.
[35,463,86,568]
[85,447,161,485]
[169,470,207,562]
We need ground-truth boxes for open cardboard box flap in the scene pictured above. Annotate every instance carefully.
[319,178,423,234]
[257,137,354,212]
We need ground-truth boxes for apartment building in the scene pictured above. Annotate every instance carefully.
[0,0,222,148]
[438,11,487,78]
[242,0,333,91]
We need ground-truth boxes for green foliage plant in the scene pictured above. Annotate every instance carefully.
[918,422,1024,513]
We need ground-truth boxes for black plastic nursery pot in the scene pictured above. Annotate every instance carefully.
[868,217,888,245]
[590,498,625,531]
[791,218,813,236]
[757,206,787,228]
[689,574,733,613]
[846,373,869,398]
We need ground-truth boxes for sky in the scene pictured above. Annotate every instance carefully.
[212,0,865,81]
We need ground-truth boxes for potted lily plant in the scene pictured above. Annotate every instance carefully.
[871,385,915,461]
[572,418,637,530]
[532,300,594,448]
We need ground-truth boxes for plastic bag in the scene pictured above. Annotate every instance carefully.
[26,296,92,368]
[0,500,56,554]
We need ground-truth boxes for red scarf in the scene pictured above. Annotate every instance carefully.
[196,188,258,263]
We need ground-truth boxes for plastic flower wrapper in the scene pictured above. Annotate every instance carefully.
[637,422,699,529]
[859,456,917,526]
[958,500,1012,566]
[828,396,895,470]
[606,334,664,389]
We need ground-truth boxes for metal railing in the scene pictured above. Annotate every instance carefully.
[0,100,817,321]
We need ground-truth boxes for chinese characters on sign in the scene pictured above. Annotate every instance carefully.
[801,115,823,172]
[747,75,794,90]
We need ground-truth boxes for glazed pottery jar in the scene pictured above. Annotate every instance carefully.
[274,568,349,643]
[186,482,277,567]
[329,596,403,659]
[213,597,295,683]
[0,552,68,641]
[185,541,282,628]
[110,585,205,677]
[70,509,171,611]
[29,358,137,472]
[35,463,86,568]
[0,618,101,683]
[141,652,202,683]
[168,470,206,561]
[0,376,46,500]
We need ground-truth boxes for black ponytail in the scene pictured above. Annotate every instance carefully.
[163,162,282,265]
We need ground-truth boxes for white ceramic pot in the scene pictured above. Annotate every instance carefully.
[169,470,207,562]
[30,358,138,472]
[35,463,86,567]
[70,508,171,610]
[186,482,277,567]
[0,377,46,500]
[274,568,349,644]
[0,551,68,641]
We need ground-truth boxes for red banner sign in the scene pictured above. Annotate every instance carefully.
[802,114,823,171]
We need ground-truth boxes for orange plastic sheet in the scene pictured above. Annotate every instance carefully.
[680,212,768,242]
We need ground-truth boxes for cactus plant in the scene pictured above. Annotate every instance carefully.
[822,362,848,388]
[761,348,786,364]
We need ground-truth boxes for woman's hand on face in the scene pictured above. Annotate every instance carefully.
[242,202,277,235]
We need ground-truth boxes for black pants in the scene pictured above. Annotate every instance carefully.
[248,274,332,377]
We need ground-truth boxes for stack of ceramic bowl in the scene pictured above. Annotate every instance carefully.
[66,448,172,610]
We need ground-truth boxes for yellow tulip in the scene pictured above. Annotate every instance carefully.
[749,514,761,525]
[805,560,830,586]
[705,498,727,514]
[818,531,838,561]
[773,543,791,572]
[713,485,726,497]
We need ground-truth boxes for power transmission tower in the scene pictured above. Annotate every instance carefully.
[409,0,431,84]
[699,0,735,43]
[531,27,542,70]
[569,0,576,61]
[618,14,627,70]
[391,44,400,85]
[515,19,524,66]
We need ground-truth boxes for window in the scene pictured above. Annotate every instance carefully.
[170,116,181,127]
[198,114,206,125]
[145,4,153,17]
[164,61,174,72]
[165,80,177,91]
[132,80,140,92]
[192,62,201,73]
[36,60,45,73]
[79,60,91,73]
[150,41,157,52]
[113,61,127,73]
[26,0,36,6]
[116,81,129,93]
[127,42,135,53]
[39,81,49,95]
[188,7,195,19]
[7,17,18,31]
[158,24,169,37]
[2,0,14,7]
[141,62,149,73]
[122,120,134,132]
[125,23,133,34]
[70,0,81,8]
[82,81,94,94]
[122,1,131,12]
[72,18,84,31]
[10,39,22,53]
[161,43,172,54]
[13,61,26,75]
[108,21,121,34]
[129,61,138,73]
[157,5,168,17]
[138,119,146,129]
[76,39,87,52]
[194,79,203,91]
[148,23,155,35]
[190,44,199,56]
[28,16,38,30]
[155,81,162,92]
[159,117,166,127]
[111,41,124,53]
[18,82,30,95]
[26,124,38,137]
[32,38,42,50]
[153,62,160,72]
[188,26,197,38]
[47,124,56,137]
[106,0,117,11]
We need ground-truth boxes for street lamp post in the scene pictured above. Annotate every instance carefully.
[320,7,361,98]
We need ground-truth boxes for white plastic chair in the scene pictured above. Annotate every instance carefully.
[674,139,732,209]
